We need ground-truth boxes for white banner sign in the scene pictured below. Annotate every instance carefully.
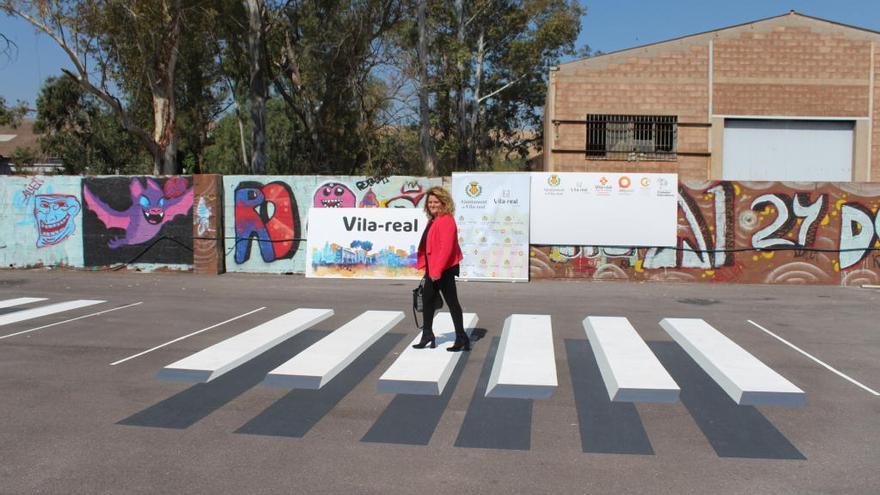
[529,172,678,246]
[452,173,530,282]
[306,208,427,279]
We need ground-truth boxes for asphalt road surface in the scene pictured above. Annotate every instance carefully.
[0,270,877,494]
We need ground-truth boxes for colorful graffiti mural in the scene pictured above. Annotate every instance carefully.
[34,194,81,248]
[0,176,85,267]
[82,176,194,267]
[223,175,444,274]
[3,175,879,283]
[530,181,880,285]
[233,181,299,264]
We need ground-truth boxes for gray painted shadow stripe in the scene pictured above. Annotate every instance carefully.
[565,339,654,455]
[117,330,326,429]
[454,336,532,450]
[649,341,805,460]
[360,329,487,445]
[236,332,404,438]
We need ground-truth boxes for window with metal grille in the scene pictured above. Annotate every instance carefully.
[586,114,677,160]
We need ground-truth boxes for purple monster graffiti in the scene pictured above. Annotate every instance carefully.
[313,182,356,208]
[33,194,81,248]
[83,177,193,248]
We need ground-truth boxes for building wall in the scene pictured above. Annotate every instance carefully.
[713,27,871,117]
[546,15,880,182]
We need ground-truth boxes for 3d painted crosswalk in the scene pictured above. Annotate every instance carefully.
[265,310,404,389]
[158,308,335,382]
[0,297,106,327]
[660,318,805,406]
[486,314,557,399]
[584,316,680,403]
[377,312,479,395]
[148,308,805,408]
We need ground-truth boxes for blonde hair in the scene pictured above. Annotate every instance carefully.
[423,186,455,218]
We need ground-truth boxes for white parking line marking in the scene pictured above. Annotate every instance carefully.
[0,297,48,309]
[110,307,266,366]
[748,320,880,397]
[0,302,143,340]
[0,300,106,327]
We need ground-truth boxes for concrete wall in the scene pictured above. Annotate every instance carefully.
[222,175,445,274]
[531,180,880,285]
[3,175,879,285]
[0,176,85,268]
[0,175,195,270]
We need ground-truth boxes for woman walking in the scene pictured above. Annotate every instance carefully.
[412,186,469,352]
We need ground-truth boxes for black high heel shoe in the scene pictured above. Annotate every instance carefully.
[446,337,470,352]
[412,336,436,349]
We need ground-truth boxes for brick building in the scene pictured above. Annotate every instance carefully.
[544,11,880,182]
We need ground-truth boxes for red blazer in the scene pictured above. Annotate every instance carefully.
[417,214,464,280]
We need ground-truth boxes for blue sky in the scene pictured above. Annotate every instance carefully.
[1,0,879,109]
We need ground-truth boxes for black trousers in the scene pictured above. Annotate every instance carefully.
[422,265,466,341]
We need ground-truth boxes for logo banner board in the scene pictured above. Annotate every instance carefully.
[529,172,678,247]
[452,173,530,282]
[306,208,427,279]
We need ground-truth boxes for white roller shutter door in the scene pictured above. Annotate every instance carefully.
[722,119,854,181]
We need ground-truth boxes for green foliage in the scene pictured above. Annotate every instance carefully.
[33,76,150,175]
[9,146,37,167]
[422,0,584,173]
[0,95,28,127]
[5,0,586,175]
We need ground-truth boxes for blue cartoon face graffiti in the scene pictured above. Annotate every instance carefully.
[33,194,81,248]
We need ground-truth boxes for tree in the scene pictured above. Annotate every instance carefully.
[271,0,405,174]
[0,96,28,127]
[33,76,148,175]
[416,0,436,175]
[409,0,583,173]
[0,0,217,175]
[245,0,269,174]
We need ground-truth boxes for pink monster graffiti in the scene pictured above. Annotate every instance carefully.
[313,182,356,208]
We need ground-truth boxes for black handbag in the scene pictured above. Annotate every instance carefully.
[412,277,443,328]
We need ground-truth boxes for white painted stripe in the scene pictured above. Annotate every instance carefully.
[0,302,142,340]
[584,316,679,403]
[265,310,404,389]
[377,312,478,395]
[0,300,106,327]
[748,320,879,397]
[486,314,557,400]
[157,308,334,383]
[0,297,48,309]
[110,307,266,366]
[660,318,805,406]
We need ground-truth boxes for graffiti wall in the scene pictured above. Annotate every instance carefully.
[530,181,880,285]
[82,176,194,268]
[223,175,444,273]
[0,176,85,268]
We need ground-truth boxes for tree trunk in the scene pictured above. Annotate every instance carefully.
[152,0,181,175]
[468,29,485,168]
[417,0,436,175]
[246,0,268,174]
[454,0,469,169]
[152,91,177,175]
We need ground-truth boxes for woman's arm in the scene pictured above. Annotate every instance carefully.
[428,216,456,280]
